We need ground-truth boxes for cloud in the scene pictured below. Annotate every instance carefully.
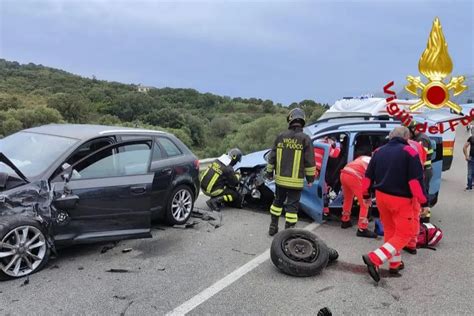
[3,0,313,48]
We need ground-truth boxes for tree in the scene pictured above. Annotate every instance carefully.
[210,117,233,137]
[47,93,91,123]
[1,118,23,136]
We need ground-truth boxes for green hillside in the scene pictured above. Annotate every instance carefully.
[0,59,328,158]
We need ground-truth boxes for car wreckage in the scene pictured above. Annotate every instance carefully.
[0,124,199,279]
[234,115,443,222]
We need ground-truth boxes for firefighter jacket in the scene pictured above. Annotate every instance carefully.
[415,133,433,169]
[266,126,316,190]
[200,157,239,197]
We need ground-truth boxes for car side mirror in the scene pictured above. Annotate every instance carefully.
[53,194,79,210]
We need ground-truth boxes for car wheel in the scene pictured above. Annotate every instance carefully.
[270,229,329,277]
[0,217,50,280]
[166,185,194,225]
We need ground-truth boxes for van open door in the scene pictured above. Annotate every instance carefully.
[428,136,443,206]
[299,143,330,223]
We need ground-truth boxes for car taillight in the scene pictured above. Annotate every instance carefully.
[194,159,200,170]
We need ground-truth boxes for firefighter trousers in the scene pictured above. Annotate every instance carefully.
[340,172,369,229]
[368,190,417,268]
[269,186,302,224]
[207,187,241,207]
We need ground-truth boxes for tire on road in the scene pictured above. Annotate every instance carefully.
[270,228,329,277]
[0,216,50,280]
[165,185,195,225]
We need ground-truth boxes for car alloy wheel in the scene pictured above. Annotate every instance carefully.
[0,225,47,278]
[171,188,193,222]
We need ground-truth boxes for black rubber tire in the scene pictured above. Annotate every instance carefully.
[270,228,330,277]
[165,185,195,225]
[0,216,50,281]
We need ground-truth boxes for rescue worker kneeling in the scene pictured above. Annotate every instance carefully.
[339,155,377,238]
[200,148,243,212]
[266,108,316,236]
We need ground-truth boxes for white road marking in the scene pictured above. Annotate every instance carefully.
[166,221,321,316]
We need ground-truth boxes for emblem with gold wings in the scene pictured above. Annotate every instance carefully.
[405,18,467,113]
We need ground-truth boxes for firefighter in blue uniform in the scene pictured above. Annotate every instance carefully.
[266,108,316,236]
[200,148,243,212]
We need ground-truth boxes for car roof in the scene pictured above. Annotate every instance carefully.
[23,124,167,140]
[305,116,402,136]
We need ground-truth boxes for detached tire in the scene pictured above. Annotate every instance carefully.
[0,216,50,280]
[270,229,329,277]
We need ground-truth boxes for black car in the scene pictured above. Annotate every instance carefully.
[0,124,200,279]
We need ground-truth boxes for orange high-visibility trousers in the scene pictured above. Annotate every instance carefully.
[340,172,369,229]
[368,190,418,268]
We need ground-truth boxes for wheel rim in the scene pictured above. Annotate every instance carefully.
[171,189,193,222]
[0,225,47,277]
[282,235,319,263]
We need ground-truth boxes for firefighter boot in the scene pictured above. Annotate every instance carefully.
[285,221,296,229]
[268,215,279,236]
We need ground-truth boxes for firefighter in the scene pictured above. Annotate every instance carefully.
[200,148,243,212]
[408,122,434,223]
[266,108,316,236]
[314,136,341,218]
[361,126,427,282]
[339,155,377,238]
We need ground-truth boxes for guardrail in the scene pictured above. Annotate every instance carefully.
[199,158,216,171]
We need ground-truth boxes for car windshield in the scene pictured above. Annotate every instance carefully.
[0,132,78,179]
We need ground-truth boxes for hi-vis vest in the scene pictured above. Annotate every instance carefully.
[200,158,238,197]
[415,133,433,168]
[266,127,315,189]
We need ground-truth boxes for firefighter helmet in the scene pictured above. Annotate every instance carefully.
[227,148,243,166]
[287,108,306,127]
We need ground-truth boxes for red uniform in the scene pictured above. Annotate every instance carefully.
[314,139,341,177]
[362,137,426,270]
[406,139,426,249]
[340,156,371,229]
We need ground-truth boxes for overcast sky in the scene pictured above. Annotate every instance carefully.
[0,0,472,104]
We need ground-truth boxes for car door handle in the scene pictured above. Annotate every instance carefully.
[161,168,172,175]
[131,186,147,195]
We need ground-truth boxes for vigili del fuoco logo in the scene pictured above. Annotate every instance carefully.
[383,17,472,134]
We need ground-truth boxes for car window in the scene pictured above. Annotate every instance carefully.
[66,137,114,166]
[158,137,182,157]
[0,132,78,178]
[152,141,164,161]
[71,142,151,180]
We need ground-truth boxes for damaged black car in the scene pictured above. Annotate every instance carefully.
[0,124,200,279]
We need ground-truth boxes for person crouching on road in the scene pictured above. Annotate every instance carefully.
[339,155,377,238]
[403,138,428,255]
[200,148,243,212]
[361,126,427,282]
[266,108,316,236]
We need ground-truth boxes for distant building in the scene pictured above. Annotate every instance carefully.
[137,84,154,93]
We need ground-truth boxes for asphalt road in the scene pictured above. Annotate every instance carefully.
[1,128,473,315]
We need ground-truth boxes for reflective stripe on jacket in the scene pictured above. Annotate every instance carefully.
[415,133,433,168]
[266,126,315,189]
[200,160,238,196]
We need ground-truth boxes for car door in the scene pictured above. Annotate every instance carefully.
[299,142,330,223]
[52,140,154,244]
